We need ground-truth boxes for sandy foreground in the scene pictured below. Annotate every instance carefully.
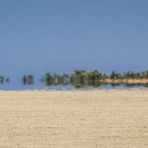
[0,90,148,148]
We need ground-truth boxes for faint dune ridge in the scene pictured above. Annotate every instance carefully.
[104,79,148,84]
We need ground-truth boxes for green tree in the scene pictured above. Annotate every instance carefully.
[88,70,103,86]
[110,71,122,79]
[45,73,54,86]
[70,70,88,88]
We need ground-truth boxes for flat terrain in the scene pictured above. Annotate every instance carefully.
[0,90,148,148]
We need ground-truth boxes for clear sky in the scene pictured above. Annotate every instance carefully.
[0,0,148,76]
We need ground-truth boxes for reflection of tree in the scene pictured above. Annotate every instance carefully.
[6,78,10,83]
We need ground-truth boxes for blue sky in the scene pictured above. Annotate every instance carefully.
[0,0,148,76]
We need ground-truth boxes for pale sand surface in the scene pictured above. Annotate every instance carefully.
[0,90,148,148]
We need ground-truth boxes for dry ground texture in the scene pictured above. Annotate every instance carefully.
[104,78,148,84]
[0,90,148,148]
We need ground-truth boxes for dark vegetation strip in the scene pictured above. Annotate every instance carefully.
[0,70,148,88]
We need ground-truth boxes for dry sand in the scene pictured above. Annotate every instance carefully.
[104,78,148,84]
[0,90,148,148]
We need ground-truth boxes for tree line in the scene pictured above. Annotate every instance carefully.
[0,70,148,88]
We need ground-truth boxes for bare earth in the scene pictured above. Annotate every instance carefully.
[0,90,148,148]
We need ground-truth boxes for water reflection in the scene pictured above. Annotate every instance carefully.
[0,83,147,91]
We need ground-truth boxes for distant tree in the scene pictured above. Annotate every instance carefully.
[123,71,142,79]
[141,71,148,79]
[22,75,27,85]
[22,75,34,85]
[88,70,103,86]
[27,75,34,84]
[0,76,4,84]
[62,74,70,85]
[45,73,54,86]
[110,71,122,80]
[70,70,88,88]
[70,70,103,88]
[42,70,148,88]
